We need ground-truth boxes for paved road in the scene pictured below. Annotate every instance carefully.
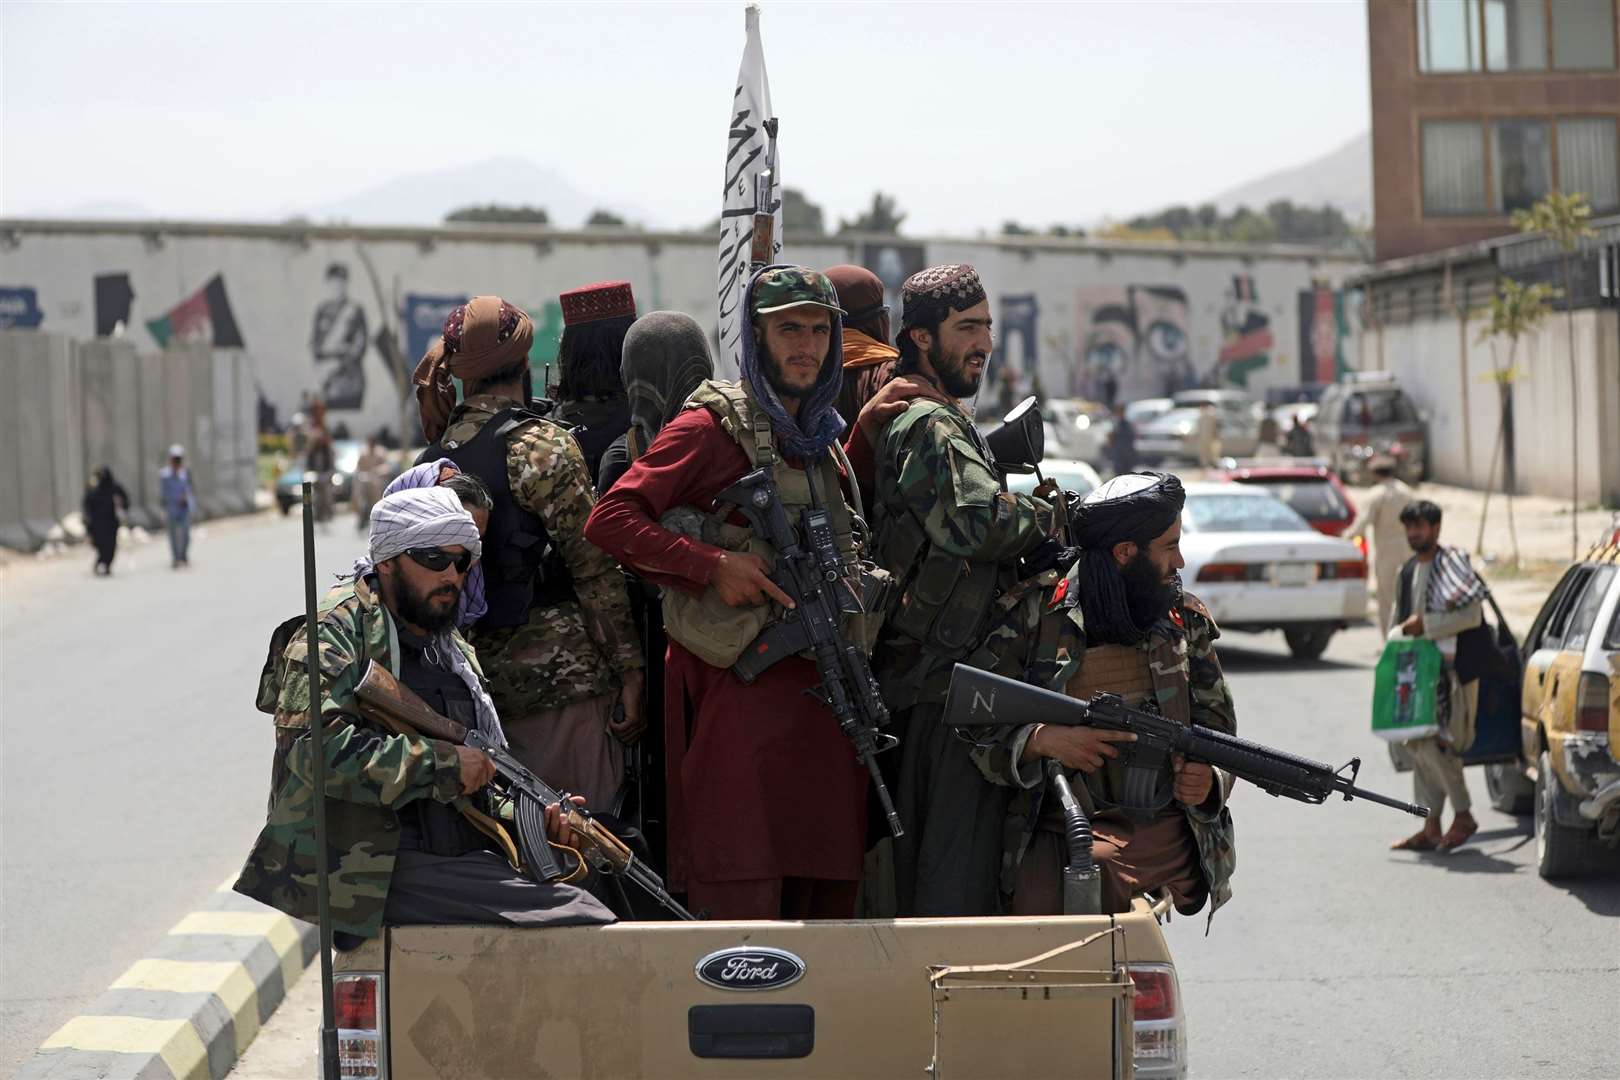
[0,511,367,1075]
[1165,623,1618,1079]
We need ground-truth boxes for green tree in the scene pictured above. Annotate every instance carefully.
[782,187,826,235]
[1513,191,1596,559]
[1474,277,1559,565]
[838,192,907,235]
[1001,220,1035,236]
[444,203,550,225]
[585,208,628,227]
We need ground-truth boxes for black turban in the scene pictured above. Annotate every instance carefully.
[1069,472,1186,646]
[1071,472,1185,550]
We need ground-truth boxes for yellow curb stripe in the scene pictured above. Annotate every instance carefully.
[113,959,262,1055]
[41,1014,208,1080]
[169,910,308,991]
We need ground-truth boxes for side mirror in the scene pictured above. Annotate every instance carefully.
[986,395,1044,473]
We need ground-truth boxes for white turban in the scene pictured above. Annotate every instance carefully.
[368,487,482,569]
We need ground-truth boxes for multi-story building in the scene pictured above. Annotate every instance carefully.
[1369,0,1620,261]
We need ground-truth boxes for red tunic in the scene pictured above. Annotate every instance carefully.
[584,409,870,891]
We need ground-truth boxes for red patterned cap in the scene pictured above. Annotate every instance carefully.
[560,281,637,326]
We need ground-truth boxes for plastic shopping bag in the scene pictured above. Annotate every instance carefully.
[1372,638,1443,742]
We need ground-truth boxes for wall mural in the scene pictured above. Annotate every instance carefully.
[990,293,1040,414]
[0,287,44,329]
[308,263,369,410]
[1074,284,1193,404]
[146,273,244,349]
[860,242,926,338]
[1217,273,1273,388]
[1298,282,1353,384]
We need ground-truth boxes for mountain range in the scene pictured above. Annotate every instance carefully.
[1208,131,1371,224]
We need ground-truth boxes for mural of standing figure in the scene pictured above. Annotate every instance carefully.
[1075,284,1193,403]
[309,263,369,410]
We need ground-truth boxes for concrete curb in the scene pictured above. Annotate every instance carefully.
[17,880,317,1080]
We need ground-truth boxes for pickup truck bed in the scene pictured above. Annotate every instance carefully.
[331,900,1183,1079]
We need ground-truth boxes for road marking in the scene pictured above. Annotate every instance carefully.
[41,1015,208,1079]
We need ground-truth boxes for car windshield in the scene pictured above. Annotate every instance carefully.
[1241,479,1348,519]
[1184,493,1313,533]
[1342,391,1417,426]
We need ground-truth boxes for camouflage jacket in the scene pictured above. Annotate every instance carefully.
[871,398,1057,709]
[235,575,478,939]
[445,395,642,711]
[972,563,1239,921]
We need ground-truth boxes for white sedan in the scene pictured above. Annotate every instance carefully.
[1179,482,1369,659]
[1004,458,1104,501]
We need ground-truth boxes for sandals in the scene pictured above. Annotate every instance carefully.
[1391,831,1440,851]
[1437,817,1479,851]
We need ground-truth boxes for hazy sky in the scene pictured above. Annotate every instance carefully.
[2,1,1370,233]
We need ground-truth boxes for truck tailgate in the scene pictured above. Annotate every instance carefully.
[349,911,1165,1079]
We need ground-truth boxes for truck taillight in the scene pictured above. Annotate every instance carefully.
[1128,963,1186,1078]
[325,973,385,1080]
[1576,673,1610,733]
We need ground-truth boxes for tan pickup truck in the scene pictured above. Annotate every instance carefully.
[328,898,1185,1079]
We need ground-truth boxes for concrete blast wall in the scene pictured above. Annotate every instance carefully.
[0,331,260,550]
[1369,308,1620,505]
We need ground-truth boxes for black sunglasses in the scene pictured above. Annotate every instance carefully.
[404,546,473,574]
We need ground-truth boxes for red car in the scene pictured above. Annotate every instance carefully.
[1214,464,1358,537]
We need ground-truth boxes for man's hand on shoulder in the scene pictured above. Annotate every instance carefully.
[856,375,951,441]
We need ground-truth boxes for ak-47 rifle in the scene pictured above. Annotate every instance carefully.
[352,661,695,920]
[748,119,779,274]
[717,468,904,839]
[943,664,1429,819]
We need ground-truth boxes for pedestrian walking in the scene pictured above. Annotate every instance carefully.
[1195,402,1221,469]
[82,466,129,575]
[1346,455,1416,635]
[353,433,390,531]
[1107,402,1137,477]
[158,445,195,567]
[1388,500,1485,853]
[304,400,335,526]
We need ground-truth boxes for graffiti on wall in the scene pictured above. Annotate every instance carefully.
[1217,274,1272,388]
[861,242,926,338]
[146,274,244,349]
[988,294,1039,414]
[1075,285,1193,403]
[1298,282,1352,383]
[308,263,369,410]
[94,274,134,336]
[0,287,44,329]
[402,293,466,374]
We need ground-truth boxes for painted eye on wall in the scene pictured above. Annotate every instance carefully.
[1085,342,1126,371]
[1145,321,1188,360]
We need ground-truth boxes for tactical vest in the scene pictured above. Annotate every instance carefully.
[874,401,1009,660]
[421,406,577,630]
[660,380,885,669]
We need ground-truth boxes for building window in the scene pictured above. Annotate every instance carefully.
[1422,120,1488,214]
[1493,120,1553,213]
[1551,0,1617,70]
[1484,0,1546,70]
[1557,118,1620,210]
[1418,0,1481,72]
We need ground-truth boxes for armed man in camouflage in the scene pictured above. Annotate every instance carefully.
[869,263,1061,917]
[413,296,644,811]
[236,488,613,944]
[981,473,1237,921]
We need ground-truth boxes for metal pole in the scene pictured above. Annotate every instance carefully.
[304,480,340,1080]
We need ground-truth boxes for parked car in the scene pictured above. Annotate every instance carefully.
[1124,397,1175,427]
[275,438,363,514]
[1042,398,1113,464]
[1178,482,1368,659]
[1214,464,1357,536]
[1314,375,1428,485]
[1488,519,1620,878]
[1135,398,1262,463]
[1003,458,1104,502]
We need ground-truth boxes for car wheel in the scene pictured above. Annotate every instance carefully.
[1485,760,1534,815]
[1534,750,1601,879]
[1283,624,1334,660]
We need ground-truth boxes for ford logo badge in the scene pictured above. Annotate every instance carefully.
[694,946,806,992]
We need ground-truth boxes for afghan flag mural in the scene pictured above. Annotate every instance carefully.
[1298,282,1352,383]
[1217,273,1273,388]
[146,274,244,348]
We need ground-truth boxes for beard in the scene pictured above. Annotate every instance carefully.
[393,575,462,633]
[759,341,820,400]
[927,338,987,398]
[1120,549,1181,629]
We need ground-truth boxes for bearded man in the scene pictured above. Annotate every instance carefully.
[585,266,918,920]
[237,488,614,945]
[985,473,1238,920]
[869,263,1061,917]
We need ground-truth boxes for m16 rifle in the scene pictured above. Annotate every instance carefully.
[716,466,905,839]
[353,661,695,920]
[943,664,1429,819]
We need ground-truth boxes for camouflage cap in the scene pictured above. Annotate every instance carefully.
[751,266,846,317]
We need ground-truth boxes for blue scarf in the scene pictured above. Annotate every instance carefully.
[739,264,846,461]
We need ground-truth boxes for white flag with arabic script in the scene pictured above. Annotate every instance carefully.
[715,3,782,379]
